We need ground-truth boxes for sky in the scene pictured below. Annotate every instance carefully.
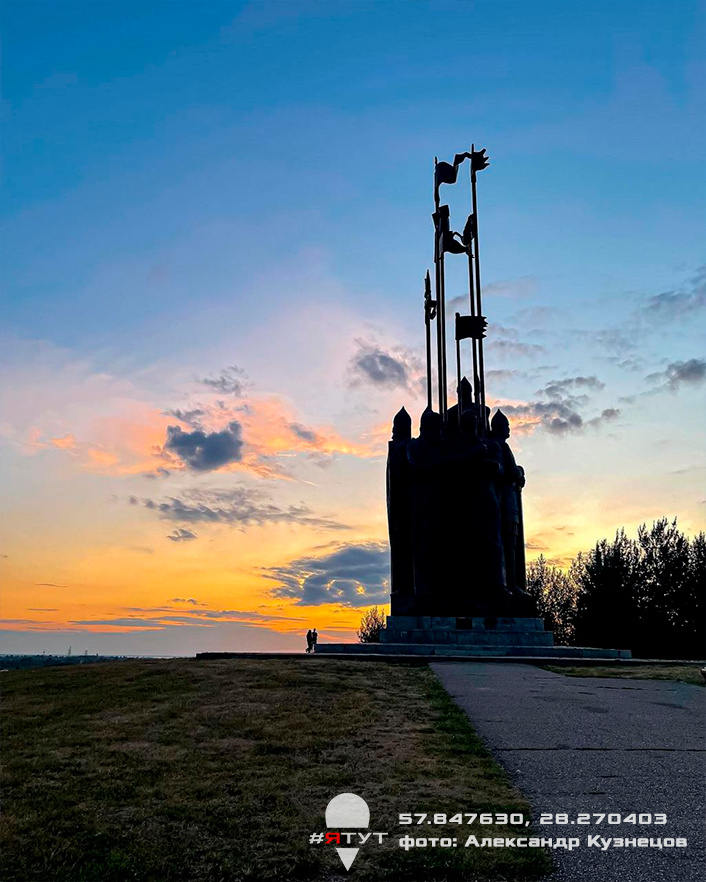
[1,0,704,655]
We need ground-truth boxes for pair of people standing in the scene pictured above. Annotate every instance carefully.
[305,629,318,653]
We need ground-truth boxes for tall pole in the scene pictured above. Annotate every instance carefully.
[433,158,447,417]
[439,248,448,416]
[465,227,479,411]
[455,313,462,426]
[470,143,487,433]
[424,270,433,411]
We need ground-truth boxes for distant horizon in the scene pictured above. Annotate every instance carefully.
[2,0,705,655]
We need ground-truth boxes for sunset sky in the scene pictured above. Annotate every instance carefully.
[2,0,704,655]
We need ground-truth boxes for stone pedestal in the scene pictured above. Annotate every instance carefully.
[315,616,632,659]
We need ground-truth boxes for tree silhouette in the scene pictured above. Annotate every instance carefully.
[357,606,386,643]
[527,519,705,658]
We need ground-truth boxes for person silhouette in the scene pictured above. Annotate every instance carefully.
[311,628,318,651]
[305,629,313,653]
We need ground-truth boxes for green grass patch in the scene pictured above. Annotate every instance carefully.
[1,658,552,881]
[541,663,705,686]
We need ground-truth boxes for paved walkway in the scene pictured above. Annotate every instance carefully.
[431,662,705,882]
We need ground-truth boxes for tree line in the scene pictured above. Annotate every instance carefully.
[526,518,705,659]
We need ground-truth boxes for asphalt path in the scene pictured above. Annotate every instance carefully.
[431,662,705,882]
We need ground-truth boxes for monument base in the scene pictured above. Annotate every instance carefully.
[315,615,632,659]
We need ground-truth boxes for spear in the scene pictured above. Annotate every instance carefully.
[433,158,448,417]
[455,312,462,426]
[423,270,436,411]
[462,211,480,412]
[469,144,490,432]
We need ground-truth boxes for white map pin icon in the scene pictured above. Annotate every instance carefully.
[325,793,370,871]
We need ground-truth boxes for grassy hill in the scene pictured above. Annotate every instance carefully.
[1,657,552,881]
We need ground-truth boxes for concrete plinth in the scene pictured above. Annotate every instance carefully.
[315,616,632,659]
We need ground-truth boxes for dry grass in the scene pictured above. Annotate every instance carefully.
[542,664,705,686]
[1,658,552,881]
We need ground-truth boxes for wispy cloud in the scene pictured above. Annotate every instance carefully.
[641,265,706,321]
[166,528,198,542]
[199,365,248,396]
[129,485,349,531]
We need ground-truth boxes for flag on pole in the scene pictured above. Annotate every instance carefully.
[424,270,436,320]
[455,314,488,340]
[434,151,475,199]
[434,161,459,188]
[434,205,468,255]
[471,147,490,173]
[462,213,477,248]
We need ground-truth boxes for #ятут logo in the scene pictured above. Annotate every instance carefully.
[325,793,370,870]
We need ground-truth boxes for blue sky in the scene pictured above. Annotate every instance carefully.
[1,1,704,654]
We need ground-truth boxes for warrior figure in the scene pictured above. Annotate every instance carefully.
[406,408,448,606]
[386,407,413,612]
[490,409,530,598]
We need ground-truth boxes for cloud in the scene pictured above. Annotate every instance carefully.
[35,582,66,588]
[450,277,538,310]
[348,340,424,394]
[594,328,637,354]
[199,365,247,396]
[264,541,390,607]
[642,266,706,320]
[586,408,621,429]
[498,374,618,436]
[164,421,244,471]
[288,422,321,444]
[645,358,706,393]
[69,606,308,632]
[169,598,206,606]
[163,408,205,429]
[486,369,524,383]
[129,486,348,531]
[541,376,605,396]
[487,339,546,359]
[166,528,198,542]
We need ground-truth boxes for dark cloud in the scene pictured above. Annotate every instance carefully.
[499,374,618,436]
[541,376,605,395]
[502,400,584,435]
[646,358,706,392]
[351,344,407,388]
[586,408,621,429]
[349,340,424,394]
[35,582,66,588]
[166,528,198,542]
[200,365,247,396]
[164,408,205,429]
[289,422,320,444]
[129,486,347,531]
[264,541,390,607]
[169,597,207,606]
[164,421,243,471]
[642,266,706,320]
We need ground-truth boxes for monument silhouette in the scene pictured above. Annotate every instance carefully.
[316,147,631,659]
